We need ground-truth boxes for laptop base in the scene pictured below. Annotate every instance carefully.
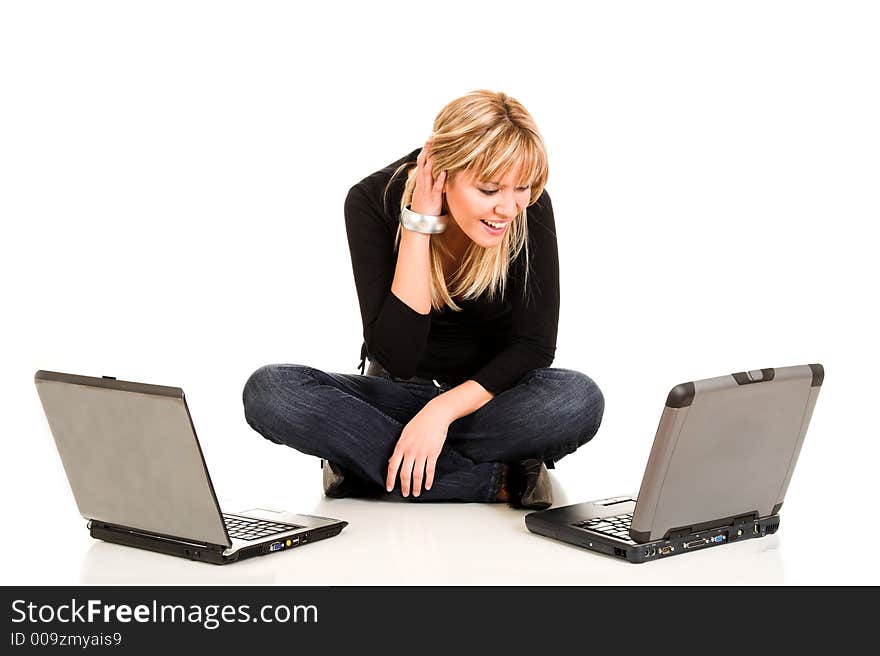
[89,520,347,565]
[525,510,780,564]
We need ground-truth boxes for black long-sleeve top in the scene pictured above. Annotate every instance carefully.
[344,147,560,396]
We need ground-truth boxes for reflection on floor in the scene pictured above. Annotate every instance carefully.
[79,475,785,585]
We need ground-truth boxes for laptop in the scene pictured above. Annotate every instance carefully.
[35,370,348,565]
[525,363,823,563]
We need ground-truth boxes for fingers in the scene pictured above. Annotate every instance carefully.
[386,448,403,492]
[411,459,425,497]
[419,143,435,181]
[425,458,437,492]
[422,157,434,186]
[411,453,441,496]
[403,456,437,497]
[388,413,445,497]
[417,139,433,174]
[399,454,415,497]
[388,441,417,497]
[412,138,444,216]
[432,169,447,194]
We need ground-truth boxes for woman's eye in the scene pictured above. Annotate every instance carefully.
[479,186,530,195]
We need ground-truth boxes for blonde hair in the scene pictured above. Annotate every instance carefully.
[385,90,549,312]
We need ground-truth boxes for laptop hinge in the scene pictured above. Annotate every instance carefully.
[662,511,760,540]
[88,520,227,553]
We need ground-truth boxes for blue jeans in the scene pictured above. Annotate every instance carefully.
[242,364,604,503]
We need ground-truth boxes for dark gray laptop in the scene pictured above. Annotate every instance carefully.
[525,364,823,563]
[35,370,347,564]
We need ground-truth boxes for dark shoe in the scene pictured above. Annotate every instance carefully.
[321,459,380,499]
[510,458,553,510]
[322,459,349,498]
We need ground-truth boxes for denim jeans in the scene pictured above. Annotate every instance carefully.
[242,364,604,503]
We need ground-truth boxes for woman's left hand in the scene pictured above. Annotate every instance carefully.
[386,401,452,497]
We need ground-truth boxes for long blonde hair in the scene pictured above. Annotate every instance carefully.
[385,90,549,312]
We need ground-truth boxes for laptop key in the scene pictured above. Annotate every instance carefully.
[223,513,303,540]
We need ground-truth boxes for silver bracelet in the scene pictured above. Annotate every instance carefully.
[399,205,448,234]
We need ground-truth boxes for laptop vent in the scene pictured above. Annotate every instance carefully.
[309,528,335,541]
[239,545,264,559]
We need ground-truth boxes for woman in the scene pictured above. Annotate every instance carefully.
[242,90,604,509]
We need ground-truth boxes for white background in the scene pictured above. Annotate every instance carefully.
[1,1,877,585]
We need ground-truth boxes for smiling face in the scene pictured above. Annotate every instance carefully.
[440,165,532,252]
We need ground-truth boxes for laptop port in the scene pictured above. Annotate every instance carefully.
[659,545,674,555]
[683,539,707,549]
[269,542,283,552]
[643,548,657,558]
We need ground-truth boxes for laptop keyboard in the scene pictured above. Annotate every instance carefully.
[223,513,301,541]
[573,513,637,544]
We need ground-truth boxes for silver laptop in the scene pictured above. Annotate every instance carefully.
[525,364,823,563]
[35,370,347,564]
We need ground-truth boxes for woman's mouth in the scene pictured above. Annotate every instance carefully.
[480,219,507,235]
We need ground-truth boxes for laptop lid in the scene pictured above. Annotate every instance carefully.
[34,370,231,548]
[630,363,823,542]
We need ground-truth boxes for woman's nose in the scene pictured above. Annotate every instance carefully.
[495,193,517,218]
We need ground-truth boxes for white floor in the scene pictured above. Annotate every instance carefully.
[5,467,866,586]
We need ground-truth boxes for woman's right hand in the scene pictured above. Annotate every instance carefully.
[410,139,447,216]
